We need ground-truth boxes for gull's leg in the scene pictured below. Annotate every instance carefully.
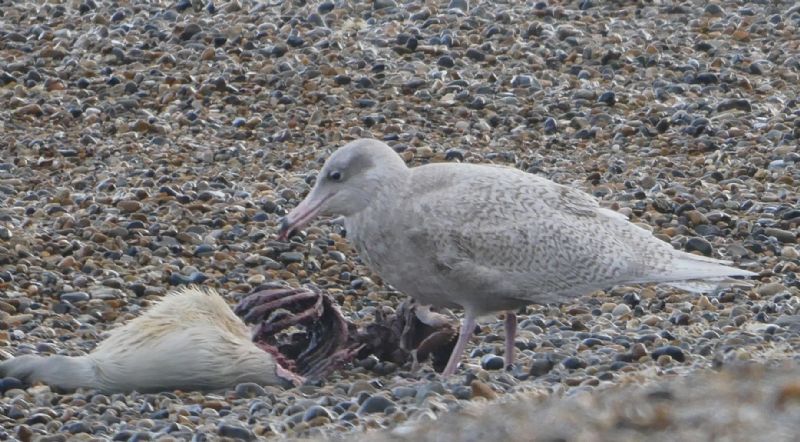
[441,311,477,377]
[504,311,517,369]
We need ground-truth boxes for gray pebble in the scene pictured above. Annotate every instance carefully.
[480,354,505,370]
[217,423,254,441]
[562,357,587,370]
[448,0,468,12]
[530,359,555,377]
[303,405,334,422]
[357,395,395,414]
[391,386,417,399]
[234,382,266,398]
[652,346,686,362]
[60,291,90,303]
[764,228,796,244]
[279,251,304,264]
[373,0,397,10]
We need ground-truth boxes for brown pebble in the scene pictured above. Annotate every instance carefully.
[57,256,77,270]
[17,425,33,442]
[656,355,673,366]
[631,343,648,360]
[201,47,215,61]
[685,210,708,225]
[0,301,16,314]
[202,400,227,410]
[14,104,43,117]
[117,200,142,212]
[470,380,498,400]
[775,381,800,409]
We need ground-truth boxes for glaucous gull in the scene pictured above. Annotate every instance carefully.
[279,139,757,376]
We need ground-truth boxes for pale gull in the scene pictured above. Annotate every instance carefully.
[278,139,757,377]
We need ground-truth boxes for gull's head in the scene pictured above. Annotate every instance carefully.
[277,139,407,240]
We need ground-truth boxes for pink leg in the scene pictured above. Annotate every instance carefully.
[441,311,477,377]
[504,311,517,369]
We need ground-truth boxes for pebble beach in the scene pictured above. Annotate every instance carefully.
[1,0,799,440]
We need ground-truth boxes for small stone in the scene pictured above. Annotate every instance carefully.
[347,380,375,396]
[57,256,76,270]
[697,295,714,310]
[703,4,725,16]
[168,272,207,286]
[180,23,202,41]
[447,0,468,12]
[612,304,631,317]
[117,200,142,213]
[582,338,604,348]
[63,421,91,434]
[14,104,43,117]
[357,395,394,414]
[391,386,417,399]
[695,72,719,84]
[0,377,24,393]
[685,237,713,256]
[437,56,455,68]
[774,316,800,331]
[60,291,90,303]
[465,48,485,62]
[685,210,708,225]
[631,343,648,360]
[544,117,558,134]
[452,386,473,400]
[0,72,17,86]
[757,283,787,297]
[201,47,215,61]
[600,302,616,313]
[234,382,266,398]
[124,82,138,94]
[0,227,11,241]
[656,354,674,366]
[511,75,534,88]
[334,75,351,85]
[194,244,215,257]
[287,36,304,48]
[749,62,765,75]
[17,425,34,441]
[303,405,333,422]
[470,380,497,400]
[597,91,616,106]
[278,252,304,264]
[782,246,799,259]
[445,148,465,161]
[562,357,587,370]
[218,423,254,441]
[764,228,796,244]
[480,354,504,370]
[717,99,752,113]
[373,0,397,10]
[307,13,324,27]
[651,346,685,362]
[415,381,445,401]
[622,292,641,307]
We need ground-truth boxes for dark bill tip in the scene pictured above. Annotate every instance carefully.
[277,217,293,241]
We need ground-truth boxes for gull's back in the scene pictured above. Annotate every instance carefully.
[350,162,754,315]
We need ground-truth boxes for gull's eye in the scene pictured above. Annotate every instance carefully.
[327,170,342,181]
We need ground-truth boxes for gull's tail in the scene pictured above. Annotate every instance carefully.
[632,251,757,293]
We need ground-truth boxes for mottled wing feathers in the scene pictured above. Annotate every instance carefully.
[404,165,645,301]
